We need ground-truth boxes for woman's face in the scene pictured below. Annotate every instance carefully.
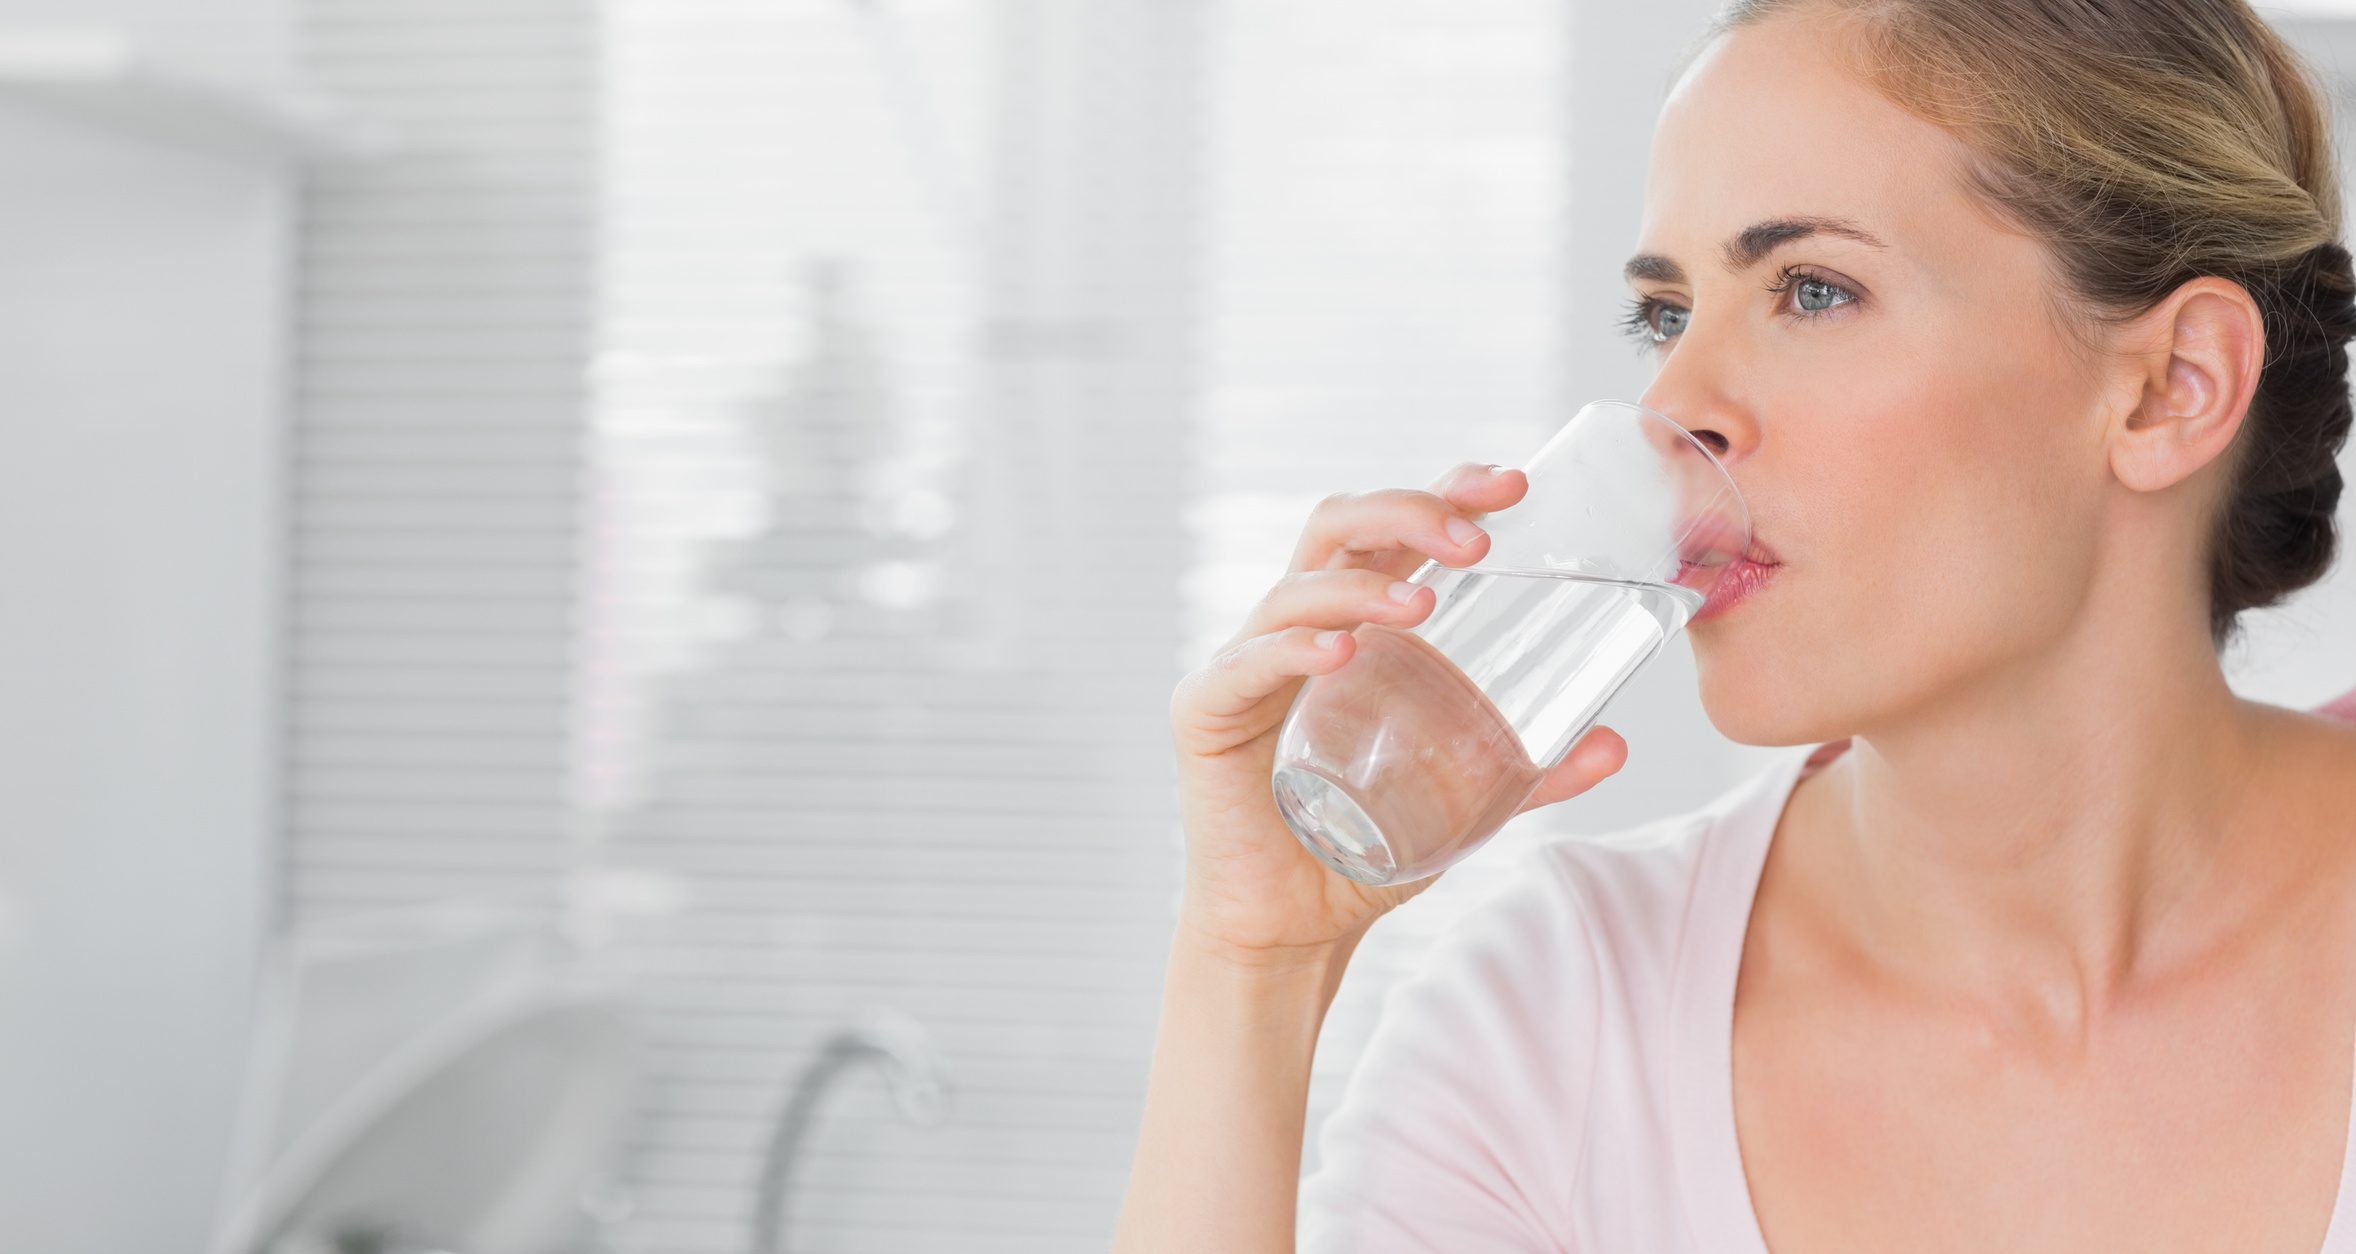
[1631,14,2125,746]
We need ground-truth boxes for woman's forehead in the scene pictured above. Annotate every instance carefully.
[1632,27,2007,294]
[1646,27,1959,232]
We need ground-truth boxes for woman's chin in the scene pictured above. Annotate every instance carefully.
[1691,625,1831,746]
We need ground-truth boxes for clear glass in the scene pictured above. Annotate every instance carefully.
[1269,399,1750,885]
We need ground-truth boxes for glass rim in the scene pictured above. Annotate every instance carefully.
[1450,397,1753,584]
[1577,397,1752,556]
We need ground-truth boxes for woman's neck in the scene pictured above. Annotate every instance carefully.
[1799,613,2282,1033]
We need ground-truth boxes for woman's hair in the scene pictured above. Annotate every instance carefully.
[1695,0,2354,652]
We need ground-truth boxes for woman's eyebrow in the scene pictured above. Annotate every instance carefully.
[1622,214,1889,284]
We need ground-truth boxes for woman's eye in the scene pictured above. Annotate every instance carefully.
[1794,276,1848,313]
[1615,267,1857,353]
[1771,265,1859,316]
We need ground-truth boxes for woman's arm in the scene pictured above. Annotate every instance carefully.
[1109,922,1364,1254]
[1126,460,1618,1251]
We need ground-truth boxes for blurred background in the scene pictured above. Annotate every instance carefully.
[1,1,2351,1251]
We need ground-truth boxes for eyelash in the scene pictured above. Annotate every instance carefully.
[1615,263,1859,351]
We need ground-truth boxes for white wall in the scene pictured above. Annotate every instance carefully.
[0,4,294,1249]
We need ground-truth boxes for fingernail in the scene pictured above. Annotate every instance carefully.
[1315,629,1345,649]
[1445,516,1484,547]
[1484,463,1506,475]
[1386,580,1418,604]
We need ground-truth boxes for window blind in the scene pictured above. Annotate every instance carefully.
[285,0,596,923]
[574,1,1197,1249]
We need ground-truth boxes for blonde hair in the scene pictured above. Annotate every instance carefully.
[1694,0,2354,651]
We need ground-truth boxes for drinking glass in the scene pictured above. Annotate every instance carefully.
[1269,399,1749,886]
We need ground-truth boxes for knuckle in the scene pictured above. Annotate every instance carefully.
[1327,564,1379,594]
[1311,488,1356,517]
[1272,568,1317,596]
[1282,568,1367,609]
[1207,637,1254,675]
[1252,571,1307,614]
[1362,487,1436,532]
[1170,668,1217,723]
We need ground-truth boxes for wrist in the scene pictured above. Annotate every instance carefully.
[1170,914,1365,994]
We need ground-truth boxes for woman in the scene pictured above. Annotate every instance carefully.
[1114,0,2356,1249]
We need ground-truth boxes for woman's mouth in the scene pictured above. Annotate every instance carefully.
[1687,555,1781,623]
[1668,513,1771,622]
[1669,515,1781,624]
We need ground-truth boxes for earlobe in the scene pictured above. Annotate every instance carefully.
[2109,278,2266,493]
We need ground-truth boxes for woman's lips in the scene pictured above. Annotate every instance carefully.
[1674,514,1779,568]
[1689,556,1781,623]
[1670,513,1780,621]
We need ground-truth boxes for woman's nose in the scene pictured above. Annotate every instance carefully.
[1632,320,1763,466]
[1635,391,1755,467]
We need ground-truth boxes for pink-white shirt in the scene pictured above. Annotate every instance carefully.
[1295,738,2356,1252]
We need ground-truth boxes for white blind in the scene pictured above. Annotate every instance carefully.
[285,0,596,919]
[288,1,1201,1247]
[583,1,1197,1250]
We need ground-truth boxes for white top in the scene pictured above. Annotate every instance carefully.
[1295,740,2356,1251]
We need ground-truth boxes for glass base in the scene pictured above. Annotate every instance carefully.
[1270,763,1398,886]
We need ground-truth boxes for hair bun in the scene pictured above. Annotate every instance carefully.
[2214,238,2354,647]
[2297,238,2356,344]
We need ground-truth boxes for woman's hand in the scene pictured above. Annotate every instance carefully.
[1166,461,1630,968]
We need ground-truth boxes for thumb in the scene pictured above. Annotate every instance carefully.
[1516,725,1627,814]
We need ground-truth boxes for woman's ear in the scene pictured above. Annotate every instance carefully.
[2108,276,2266,494]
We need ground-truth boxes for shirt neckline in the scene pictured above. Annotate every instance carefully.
[1667,741,2356,1253]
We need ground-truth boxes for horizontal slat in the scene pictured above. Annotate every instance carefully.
[286,508,580,534]
[285,868,1163,920]
[299,63,593,96]
[285,840,1179,876]
[637,971,1160,1019]
[290,778,1173,813]
[610,1216,1103,1254]
[289,737,1167,790]
[285,706,1150,752]
[288,536,581,568]
[620,1170,1130,1222]
[295,305,591,337]
[286,703,571,735]
[628,1009,1151,1056]
[291,568,582,599]
[291,848,1164,893]
[298,327,588,361]
[291,361,592,393]
[293,423,587,458]
[625,1131,1136,1179]
[300,0,583,20]
[286,650,1176,683]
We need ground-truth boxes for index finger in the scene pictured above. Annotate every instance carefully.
[1434,462,1527,519]
[1287,463,1529,579]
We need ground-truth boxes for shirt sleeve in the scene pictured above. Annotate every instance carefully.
[1295,842,1604,1253]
